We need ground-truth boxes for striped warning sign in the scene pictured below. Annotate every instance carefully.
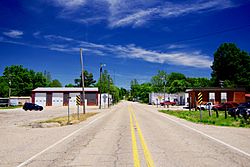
[198,92,203,105]
[76,95,81,105]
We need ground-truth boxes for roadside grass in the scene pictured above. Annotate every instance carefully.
[39,112,98,126]
[159,110,250,128]
[0,105,22,109]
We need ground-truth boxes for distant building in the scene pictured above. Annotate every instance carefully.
[10,96,31,106]
[149,92,188,105]
[186,88,246,108]
[32,87,99,107]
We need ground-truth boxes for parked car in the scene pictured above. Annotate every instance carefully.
[160,101,176,106]
[228,102,250,119]
[212,102,238,111]
[197,102,214,110]
[23,102,43,111]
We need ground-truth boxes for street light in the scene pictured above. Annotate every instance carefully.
[99,63,106,109]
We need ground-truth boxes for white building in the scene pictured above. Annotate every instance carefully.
[32,87,99,107]
[98,93,113,108]
[149,92,188,105]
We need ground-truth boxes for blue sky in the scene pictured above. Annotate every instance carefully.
[0,0,250,89]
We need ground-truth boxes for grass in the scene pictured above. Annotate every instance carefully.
[39,112,98,126]
[0,105,22,109]
[159,110,250,128]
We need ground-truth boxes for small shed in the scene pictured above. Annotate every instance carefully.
[186,88,246,108]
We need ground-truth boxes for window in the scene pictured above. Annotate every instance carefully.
[221,92,227,103]
[209,93,215,103]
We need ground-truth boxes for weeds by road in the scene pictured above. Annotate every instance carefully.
[39,113,98,126]
[160,110,250,128]
[0,106,22,110]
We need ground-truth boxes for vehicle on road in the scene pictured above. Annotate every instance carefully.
[23,102,43,111]
[212,102,238,111]
[197,102,214,110]
[228,102,250,120]
[160,101,176,106]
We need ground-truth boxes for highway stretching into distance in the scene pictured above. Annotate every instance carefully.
[1,101,250,167]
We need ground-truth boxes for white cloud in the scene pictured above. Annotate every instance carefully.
[0,33,212,68]
[44,34,74,41]
[112,45,212,68]
[47,0,235,28]
[167,44,187,49]
[51,0,86,10]
[42,34,212,68]
[109,8,157,28]
[109,0,234,28]
[3,30,23,38]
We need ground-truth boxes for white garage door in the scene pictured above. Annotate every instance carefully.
[52,93,63,106]
[35,93,46,106]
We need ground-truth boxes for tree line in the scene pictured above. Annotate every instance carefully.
[129,43,250,103]
[0,65,127,103]
[0,66,62,97]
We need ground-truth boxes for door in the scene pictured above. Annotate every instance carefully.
[46,93,52,106]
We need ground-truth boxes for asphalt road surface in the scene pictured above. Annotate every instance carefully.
[1,101,250,167]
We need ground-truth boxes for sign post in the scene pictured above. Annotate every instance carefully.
[67,96,71,124]
[76,95,81,120]
[198,92,203,121]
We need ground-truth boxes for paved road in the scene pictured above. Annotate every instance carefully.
[1,101,250,167]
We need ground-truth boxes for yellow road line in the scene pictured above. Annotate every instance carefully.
[129,106,141,167]
[130,105,155,167]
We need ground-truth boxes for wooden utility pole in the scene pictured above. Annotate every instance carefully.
[80,48,86,114]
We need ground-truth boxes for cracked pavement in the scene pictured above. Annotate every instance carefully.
[0,101,250,166]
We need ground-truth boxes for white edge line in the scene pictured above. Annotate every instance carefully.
[16,113,108,167]
[153,110,250,157]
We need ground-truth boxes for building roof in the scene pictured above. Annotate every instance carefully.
[186,87,246,92]
[32,87,98,92]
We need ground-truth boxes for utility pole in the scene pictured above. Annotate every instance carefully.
[99,63,105,109]
[108,75,110,108]
[80,48,86,114]
[163,81,166,108]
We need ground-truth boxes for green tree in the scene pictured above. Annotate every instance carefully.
[138,83,152,103]
[167,72,186,86]
[130,79,140,100]
[50,79,62,87]
[74,70,96,87]
[0,76,8,97]
[168,79,190,93]
[186,77,211,88]
[0,65,62,96]
[151,70,167,92]
[211,43,250,91]
[65,83,75,87]
[119,87,128,100]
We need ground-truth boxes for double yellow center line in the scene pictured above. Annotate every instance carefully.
[128,105,155,167]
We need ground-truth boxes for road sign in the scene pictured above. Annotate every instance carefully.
[76,95,81,105]
[198,92,203,105]
[103,94,107,103]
